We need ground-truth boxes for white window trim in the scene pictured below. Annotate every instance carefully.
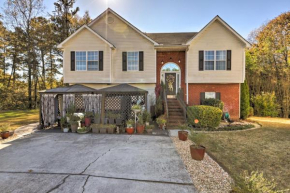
[127,51,139,71]
[216,50,227,71]
[204,50,227,71]
[75,50,99,71]
[205,92,216,99]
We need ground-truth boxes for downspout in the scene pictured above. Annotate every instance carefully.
[110,48,112,83]
[186,48,189,104]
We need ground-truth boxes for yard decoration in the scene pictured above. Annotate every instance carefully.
[70,115,80,133]
[136,114,145,134]
[178,123,190,141]
[126,119,134,134]
[156,115,166,129]
[188,130,206,161]
[146,125,154,134]
[0,124,10,139]
[84,112,94,127]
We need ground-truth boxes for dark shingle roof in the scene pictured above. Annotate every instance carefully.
[145,32,198,45]
[39,84,97,94]
[99,84,148,93]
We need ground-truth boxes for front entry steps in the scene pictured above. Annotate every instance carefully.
[166,98,186,129]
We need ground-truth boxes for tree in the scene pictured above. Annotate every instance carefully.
[240,79,250,119]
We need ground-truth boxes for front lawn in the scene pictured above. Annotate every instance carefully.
[0,109,39,131]
[203,119,290,190]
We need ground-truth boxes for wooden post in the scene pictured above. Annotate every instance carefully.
[39,93,42,128]
[145,93,148,111]
[101,93,106,124]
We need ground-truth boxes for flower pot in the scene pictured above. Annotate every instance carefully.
[190,145,206,161]
[146,129,153,134]
[71,124,78,133]
[108,118,115,124]
[63,128,69,133]
[136,125,145,134]
[107,127,115,134]
[100,127,107,134]
[91,124,100,133]
[85,117,91,127]
[178,131,188,141]
[1,131,10,139]
[126,127,134,134]
[120,127,126,133]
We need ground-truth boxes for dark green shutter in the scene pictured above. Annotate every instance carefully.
[71,51,75,71]
[216,92,221,100]
[199,51,204,71]
[227,50,231,70]
[122,52,127,71]
[139,51,144,71]
[99,51,103,71]
[200,92,205,104]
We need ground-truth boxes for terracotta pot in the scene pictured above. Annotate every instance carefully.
[178,131,188,141]
[126,127,134,134]
[100,128,107,134]
[71,124,78,133]
[136,125,145,134]
[190,145,206,161]
[107,127,115,134]
[85,117,91,127]
[1,131,10,139]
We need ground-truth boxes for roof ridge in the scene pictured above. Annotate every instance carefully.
[145,32,198,34]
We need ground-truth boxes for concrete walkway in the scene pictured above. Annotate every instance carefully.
[0,132,197,193]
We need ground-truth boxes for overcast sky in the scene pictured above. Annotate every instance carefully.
[1,0,290,39]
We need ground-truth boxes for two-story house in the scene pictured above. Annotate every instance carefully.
[57,8,250,120]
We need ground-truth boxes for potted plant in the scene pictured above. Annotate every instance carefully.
[66,103,76,122]
[107,112,115,124]
[142,111,151,126]
[70,115,80,133]
[178,123,190,141]
[107,124,115,134]
[100,124,107,134]
[131,104,141,113]
[188,130,206,161]
[60,117,69,133]
[146,125,154,134]
[77,126,91,134]
[84,112,94,127]
[91,123,100,133]
[126,119,135,134]
[136,114,145,134]
[81,117,85,127]
[0,124,10,139]
[115,113,123,125]
[93,113,101,124]
[156,115,167,129]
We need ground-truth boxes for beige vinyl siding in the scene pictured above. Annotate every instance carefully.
[63,28,111,84]
[187,20,246,83]
[90,12,156,83]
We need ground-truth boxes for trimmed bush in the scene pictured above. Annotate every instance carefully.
[187,105,223,128]
[251,92,279,117]
[201,98,224,111]
[240,80,250,119]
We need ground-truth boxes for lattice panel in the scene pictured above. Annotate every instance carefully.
[75,94,84,112]
[105,93,145,120]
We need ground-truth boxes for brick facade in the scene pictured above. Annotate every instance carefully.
[188,83,240,120]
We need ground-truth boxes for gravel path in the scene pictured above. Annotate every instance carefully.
[171,137,233,193]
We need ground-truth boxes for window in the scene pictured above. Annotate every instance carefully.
[87,51,99,71]
[76,51,86,71]
[216,50,226,70]
[204,51,214,70]
[204,50,227,71]
[127,52,139,71]
[205,92,216,99]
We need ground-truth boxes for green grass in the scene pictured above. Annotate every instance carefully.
[0,109,39,131]
[203,120,290,190]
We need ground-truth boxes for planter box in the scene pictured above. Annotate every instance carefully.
[107,127,115,134]
[108,118,115,124]
[91,124,100,133]
[100,128,107,134]
[71,124,78,133]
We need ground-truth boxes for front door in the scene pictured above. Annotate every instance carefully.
[165,73,176,96]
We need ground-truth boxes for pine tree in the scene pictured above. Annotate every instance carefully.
[240,79,250,119]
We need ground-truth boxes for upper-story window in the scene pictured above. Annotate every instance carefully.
[75,51,99,71]
[127,52,139,71]
[204,50,227,71]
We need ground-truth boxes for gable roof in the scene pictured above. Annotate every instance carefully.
[57,25,115,49]
[88,8,159,46]
[145,32,198,45]
[186,15,251,47]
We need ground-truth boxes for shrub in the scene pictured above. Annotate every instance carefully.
[187,105,223,128]
[201,98,224,111]
[251,92,279,117]
[155,96,163,117]
[240,80,250,119]
[156,115,167,126]
[249,107,254,117]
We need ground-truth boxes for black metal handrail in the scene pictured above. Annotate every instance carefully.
[176,88,187,120]
[163,89,168,119]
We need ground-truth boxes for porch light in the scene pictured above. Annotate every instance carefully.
[161,60,164,64]
[178,59,181,63]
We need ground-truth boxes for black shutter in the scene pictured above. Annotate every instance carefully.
[227,50,231,70]
[200,92,205,105]
[122,52,127,71]
[139,51,144,71]
[216,92,221,100]
[99,51,103,71]
[199,51,204,71]
[71,51,75,71]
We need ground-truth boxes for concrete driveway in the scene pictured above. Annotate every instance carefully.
[0,132,197,193]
